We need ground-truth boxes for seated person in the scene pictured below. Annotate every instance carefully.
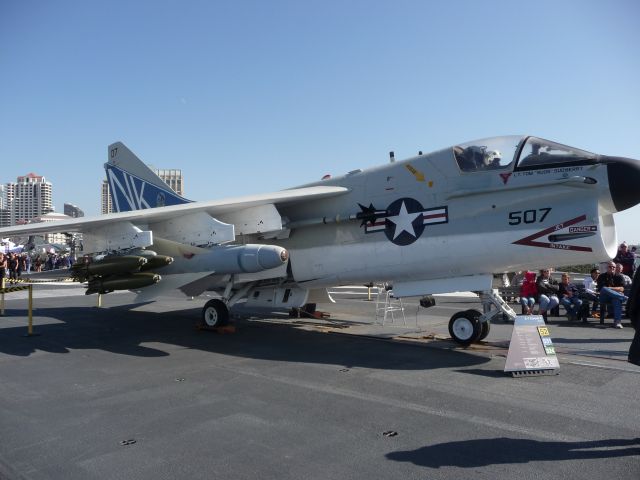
[536,268,560,322]
[482,150,502,169]
[519,271,537,315]
[615,263,633,290]
[559,273,583,322]
[581,267,600,318]
[597,262,628,329]
[616,262,633,317]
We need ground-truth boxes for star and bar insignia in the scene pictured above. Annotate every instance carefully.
[359,198,448,246]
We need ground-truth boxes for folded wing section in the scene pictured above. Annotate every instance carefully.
[82,222,153,253]
[150,212,235,246]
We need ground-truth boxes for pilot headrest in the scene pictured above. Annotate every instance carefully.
[484,150,501,165]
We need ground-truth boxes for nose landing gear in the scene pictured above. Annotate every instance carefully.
[448,290,514,346]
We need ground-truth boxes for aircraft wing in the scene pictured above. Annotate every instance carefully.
[0,186,349,239]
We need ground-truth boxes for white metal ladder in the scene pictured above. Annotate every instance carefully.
[375,283,406,325]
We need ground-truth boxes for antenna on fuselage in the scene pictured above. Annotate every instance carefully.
[389,151,395,163]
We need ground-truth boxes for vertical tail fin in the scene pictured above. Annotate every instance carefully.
[105,142,192,212]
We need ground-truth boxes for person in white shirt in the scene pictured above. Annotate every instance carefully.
[583,267,600,318]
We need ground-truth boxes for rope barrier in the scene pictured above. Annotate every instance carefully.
[0,285,32,293]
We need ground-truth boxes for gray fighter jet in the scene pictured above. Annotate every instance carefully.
[2,136,639,344]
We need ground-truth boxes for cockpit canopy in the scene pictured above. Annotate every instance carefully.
[453,136,598,173]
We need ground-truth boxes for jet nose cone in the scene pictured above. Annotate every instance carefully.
[606,156,640,212]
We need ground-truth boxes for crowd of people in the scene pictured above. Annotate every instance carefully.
[0,251,75,283]
[511,242,636,329]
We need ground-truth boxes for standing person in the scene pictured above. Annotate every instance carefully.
[614,242,636,276]
[627,265,640,366]
[7,253,18,282]
[17,254,26,279]
[597,261,627,329]
[536,268,559,322]
[519,271,537,315]
[559,273,583,322]
[0,253,6,285]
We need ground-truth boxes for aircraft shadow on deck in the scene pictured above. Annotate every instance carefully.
[0,305,490,371]
[386,437,640,468]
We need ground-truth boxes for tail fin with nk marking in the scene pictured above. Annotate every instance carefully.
[105,142,192,212]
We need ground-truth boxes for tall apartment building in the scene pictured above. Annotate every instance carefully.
[6,173,53,225]
[154,169,183,196]
[101,168,184,214]
[101,180,113,215]
[0,184,9,228]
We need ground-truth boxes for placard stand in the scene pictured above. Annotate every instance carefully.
[504,315,559,377]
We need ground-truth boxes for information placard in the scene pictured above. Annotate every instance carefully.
[504,315,559,376]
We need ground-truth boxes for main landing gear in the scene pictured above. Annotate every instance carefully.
[448,289,516,346]
[198,276,255,330]
[200,299,230,328]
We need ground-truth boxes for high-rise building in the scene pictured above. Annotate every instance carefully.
[0,184,9,228]
[64,203,85,218]
[7,173,53,225]
[101,167,184,214]
[101,180,113,214]
[153,169,184,196]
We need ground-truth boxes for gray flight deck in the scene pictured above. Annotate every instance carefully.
[0,285,638,479]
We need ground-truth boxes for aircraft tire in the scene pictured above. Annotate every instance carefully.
[448,310,482,346]
[463,309,490,341]
[200,299,229,328]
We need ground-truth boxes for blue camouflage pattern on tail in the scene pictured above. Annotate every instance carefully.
[105,163,191,212]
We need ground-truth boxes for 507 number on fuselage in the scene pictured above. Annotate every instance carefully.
[508,208,552,225]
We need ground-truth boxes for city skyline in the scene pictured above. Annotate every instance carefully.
[0,166,183,224]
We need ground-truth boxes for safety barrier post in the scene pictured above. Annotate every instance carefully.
[97,293,102,308]
[27,285,33,336]
[0,277,5,316]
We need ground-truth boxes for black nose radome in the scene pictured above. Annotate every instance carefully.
[605,156,640,212]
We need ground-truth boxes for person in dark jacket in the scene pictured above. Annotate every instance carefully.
[0,252,6,285]
[7,253,18,282]
[559,273,583,322]
[627,266,640,366]
[597,261,627,329]
[614,242,636,276]
[536,268,559,322]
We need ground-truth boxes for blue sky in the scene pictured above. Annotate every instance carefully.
[1,0,639,242]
